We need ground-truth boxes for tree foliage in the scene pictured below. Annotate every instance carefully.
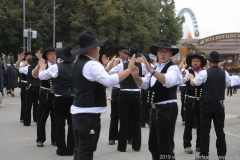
[0,0,184,57]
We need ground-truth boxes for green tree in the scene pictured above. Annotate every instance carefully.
[0,0,22,55]
[0,0,184,56]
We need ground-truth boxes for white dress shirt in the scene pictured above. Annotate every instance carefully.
[140,61,182,104]
[18,62,27,83]
[38,64,58,80]
[71,54,120,114]
[193,70,231,87]
[19,65,29,75]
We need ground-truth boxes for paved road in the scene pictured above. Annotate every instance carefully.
[0,88,240,160]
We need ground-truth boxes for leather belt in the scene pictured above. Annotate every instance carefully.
[120,90,140,94]
[40,88,54,93]
[112,87,120,91]
[202,100,223,103]
[186,96,200,101]
[152,103,177,109]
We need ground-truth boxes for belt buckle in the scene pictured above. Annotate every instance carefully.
[152,104,156,109]
[49,90,54,93]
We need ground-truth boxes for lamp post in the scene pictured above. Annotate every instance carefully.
[23,0,26,52]
[53,0,61,48]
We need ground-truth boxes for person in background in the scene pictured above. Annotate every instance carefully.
[178,56,187,125]
[38,43,75,156]
[0,53,5,97]
[107,42,130,146]
[15,52,35,123]
[131,39,182,160]
[6,59,18,97]
[189,51,231,160]
[71,31,136,160]
[32,46,56,147]
[19,56,39,126]
[181,53,207,154]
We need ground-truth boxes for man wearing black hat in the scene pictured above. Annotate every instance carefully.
[189,51,231,160]
[15,52,35,123]
[71,31,136,160]
[32,46,56,147]
[181,53,207,154]
[131,40,182,160]
[38,43,75,156]
[108,42,131,145]
[19,56,39,126]
[109,45,148,152]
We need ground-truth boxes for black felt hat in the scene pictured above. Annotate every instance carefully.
[150,39,179,56]
[114,42,129,54]
[186,53,207,67]
[42,46,55,60]
[207,51,223,62]
[55,43,75,62]
[123,45,138,57]
[71,31,107,56]
[27,56,39,67]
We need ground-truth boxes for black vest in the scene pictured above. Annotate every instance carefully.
[21,73,27,82]
[72,55,106,107]
[53,62,74,95]
[186,69,203,97]
[120,62,143,89]
[27,66,40,86]
[40,63,53,89]
[201,66,225,101]
[147,61,178,103]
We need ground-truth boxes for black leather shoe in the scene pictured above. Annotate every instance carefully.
[52,142,57,146]
[133,148,140,152]
[37,142,44,147]
[117,148,126,152]
[108,140,115,145]
[127,140,132,145]
[56,149,67,156]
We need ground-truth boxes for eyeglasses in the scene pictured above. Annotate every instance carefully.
[157,49,170,54]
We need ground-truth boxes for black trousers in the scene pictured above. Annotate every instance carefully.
[149,103,178,160]
[72,113,101,160]
[200,101,226,157]
[179,86,186,122]
[233,85,237,94]
[20,83,27,121]
[53,96,75,154]
[36,90,56,143]
[24,86,39,126]
[183,98,201,148]
[108,88,132,141]
[118,91,141,151]
[108,87,120,141]
[141,89,151,127]
[227,87,233,96]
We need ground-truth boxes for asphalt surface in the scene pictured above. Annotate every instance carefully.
[0,88,240,160]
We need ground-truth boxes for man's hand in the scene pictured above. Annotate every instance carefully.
[182,69,186,77]
[104,56,116,72]
[101,55,110,67]
[36,51,42,60]
[18,52,25,61]
[188,73,195,80]
[22,60,28,67]
[38,59,46,68]
[131,66,139,77]
[128,54,136,71]
[142,56,153,73]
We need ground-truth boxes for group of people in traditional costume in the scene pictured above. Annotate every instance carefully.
[15,30,232,160]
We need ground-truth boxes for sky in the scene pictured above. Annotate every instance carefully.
[174,0,240,39]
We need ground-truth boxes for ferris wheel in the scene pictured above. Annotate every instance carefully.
[178,8,199,39]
